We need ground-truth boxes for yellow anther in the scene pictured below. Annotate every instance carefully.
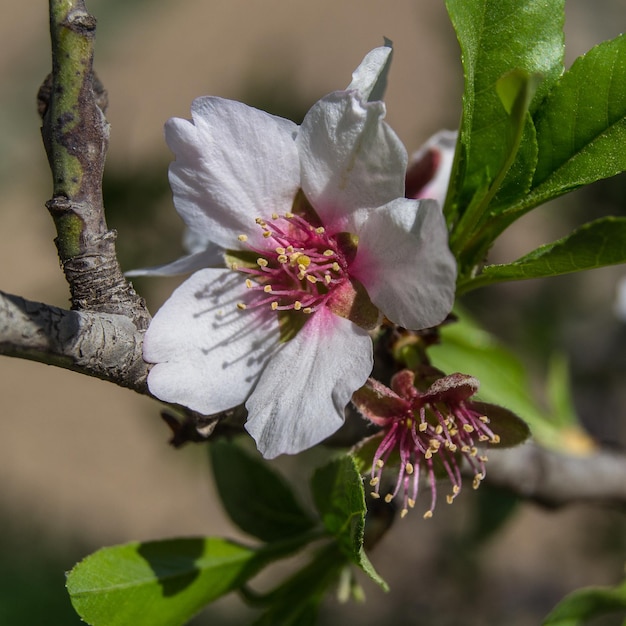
[286,246,294,253]
[418,422,428,432]
[297,271,305,280]
[461,445,471,453]
[285,212,294,219]
[405,462,414,475]
[271,212,279,219]
[479,455,489,463]
[271,302,278,310]
[306,275,317,284]
[453,485,460,495]
[302,307,313,314]
[375,459,384,469]
[324,274,332,284]
[400,508,408,519]
[275,246,286,255]
[479,415,490,423]
[408,498,415,508]
[478,435,489,442]
[446,494,454,505]
[262,230,272,238]
[332,262,340,272]
[384,494,393,503]
[369,477,379,486]
[370,491,380,499]
[448,443,457,453]
[238,234,248,242]
[255,217,266,225]
[492,434,501,444]
[315,226,325,234]
[463,424,475,433]
[425,450,433,460]
[294,301,302,310]
[435,424,443,435]
[263,285,272,293]
[323,249,334,256]
[423,510,433,520]
[257,258,268,267]
[236,302,247,310]
[277,255,288,263]
[245,279,253,289]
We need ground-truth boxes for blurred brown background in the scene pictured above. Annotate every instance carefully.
[0,1,624,624]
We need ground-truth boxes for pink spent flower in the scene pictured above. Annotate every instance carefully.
[140,46,457,459]
[353,370,528,518]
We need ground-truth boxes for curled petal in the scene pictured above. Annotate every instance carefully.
[245,309,373,458]
[166,97,300,250]
[144,268,280,414]
[351,198,457,329]
[297,91,407,232]
[346,43,393,103]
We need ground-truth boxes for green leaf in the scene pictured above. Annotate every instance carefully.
[210,440,316,543]
[462,217,626,291]
[526,34,626,211]
[543,578,626,625]
[444,0,564,229]
[311,456,388,590]
[68,538,266,626]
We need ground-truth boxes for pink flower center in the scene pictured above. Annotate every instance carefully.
[235,212,350,314]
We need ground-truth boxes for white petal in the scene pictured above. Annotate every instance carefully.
[166,97,300,250]
[245,309,372,458]
[351,198,456,329]
[346,44,393,103]
[126,246,224,277]
[144,268,280,414]
[297,92,407,233]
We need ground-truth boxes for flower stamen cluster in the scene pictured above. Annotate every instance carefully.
[235,212,350,315]
[354,371,506,519]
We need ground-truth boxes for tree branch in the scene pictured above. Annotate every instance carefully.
[485,442,626,509]
[40,0,150,329]
[0,290,148,392]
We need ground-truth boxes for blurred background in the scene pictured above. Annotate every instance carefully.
[0,1,624,624]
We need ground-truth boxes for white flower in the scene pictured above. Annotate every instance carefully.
[141,46,457,458]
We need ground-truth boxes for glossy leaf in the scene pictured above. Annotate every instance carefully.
[311,456,388,590]
[526,34,626,211]
[444,0,564,228]
[210,439,316,542]
[462,217,626,291]
[68,538,268,626]
[543,578,626,625]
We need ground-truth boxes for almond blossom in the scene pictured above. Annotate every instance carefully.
[352,370,529,518]
[140,46,456,458]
